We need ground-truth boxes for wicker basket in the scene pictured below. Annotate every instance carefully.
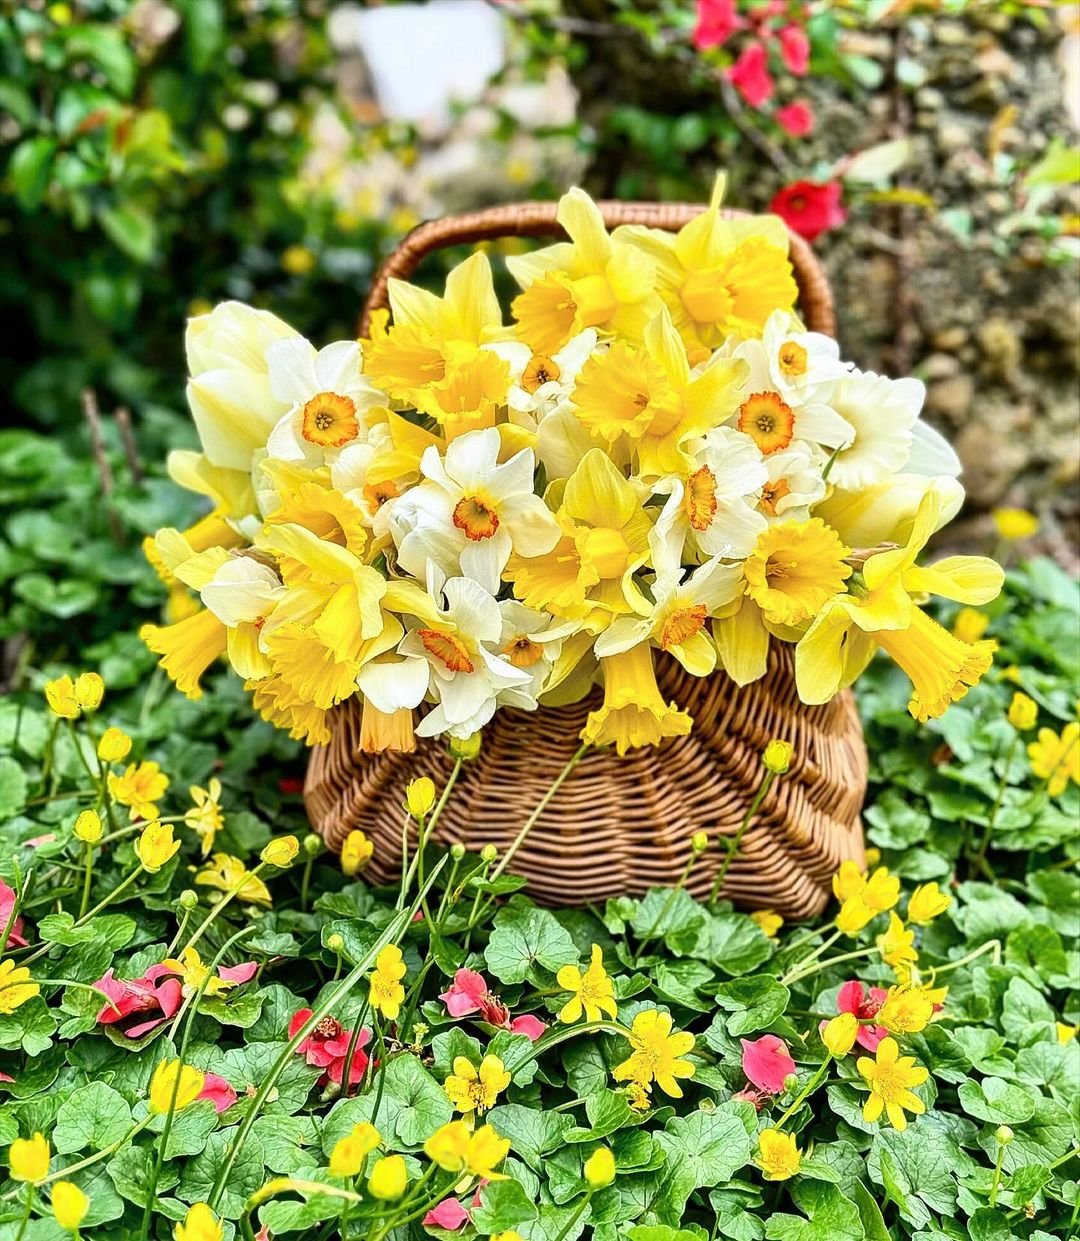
[304,200,867,920]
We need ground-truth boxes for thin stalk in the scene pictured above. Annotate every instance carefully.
[779,929,843,986]
[782,944,877,987]
[20,866,143,965]
[709,770,775,906]
[0,864,28,952]
[3,1118,152,1198]
[634,848,698,966]
[12,1183,33,1241]
[341,998,372,1101]
[398,761,462,910]
[77,842,94,920]
[552,1191,593,1241]
[931,938,1001,976]
[972,734,1019,871]
[490,743,589,883]
[182,862,269,954]
[773,1059,831,1129]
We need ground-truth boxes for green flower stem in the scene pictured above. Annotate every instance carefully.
[341,997,372,1101]
[242,1179,365,1241]
[988,1137,1007,1207]
[182,861,269,955]
[489,742,589,883]
[21,866,144,966]
[142,925,253,1233]
[773,1058,832,1130]
[931,938,1002,976]
[77,840,94,920]
[95,823,142,848]
[368,1016,390,1127]
[399,760,462,911]
[504,1018,632,1079]
[972,733,1020,871]
[38,716,61,790]
[0,865,29,953]
[207,860,445,1210]
[24,788,97,807]
[4,1118,152,1198]
[634,847,700,967]
[782,943,876,988]
[83,718,119,836]
[32,978,122,1016]
[300,851,315,913]
[12,1183,33,1241]
[709,769,776,906]
[64,720,99,796]
[779,929,843,985]
[366,1166,446,1241]
[164,906,193,958]
[552,1189,594,1241]
[395,956,437,1048]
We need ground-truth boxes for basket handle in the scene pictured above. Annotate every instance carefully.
[359,200,836,338]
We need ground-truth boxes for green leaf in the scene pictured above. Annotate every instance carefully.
[153,1100,218,1159]
[957,1076,1037,1125]
[486,1103,575,1171]
[484,899,578,985]
[565,1089,633,1142]
[63,25,136,96]
[379,1052,454,1147]
[702,914,772,976]
[9,136,57,211]
[716,976,790,1036]
[252,1114,321,1175]
[0,996,57,1055]
[0,756,28,817]
[177,1128,265,1220]
[471,1177,539,1232]
[765,1182,864,1240]
[98,204,158,264]
[53,1082,133,1153]
[655,1105,752,1190]
[35,912,136,950]
[108,1144,179,1207]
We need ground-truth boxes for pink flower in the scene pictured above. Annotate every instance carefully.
[25,834,57,848]
[439,969,546,1041]
[423,1198,471,1230]
[198,1072,237,1112]
[93,966,183,1039]
[0,1072,14,1084]
[775,100,814,137]
[768,180,847,242]
[837,980,888,1052]
[731,1086,768,1111]
[0,880,28,949]
[219,961,258,985]
[778,24,810,75]
[692,0,740,52]
[727,42,775,108]
[741,1034,797,1094]
[288,1009,370,1086]
[509,1014,547,1041]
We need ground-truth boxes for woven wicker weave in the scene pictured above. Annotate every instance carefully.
[305,200,866,919]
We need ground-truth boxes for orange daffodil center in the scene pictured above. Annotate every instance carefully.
[301,391,359,447]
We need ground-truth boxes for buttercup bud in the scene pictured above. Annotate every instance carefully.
[303,833,323,857]
[73,672,104,711]
[995,1125,1014,1145]
[97,727,132,763]
[326,933,345,953]
[763,739,793,774]
[449,732,482,761]
[480,844,498,864]
[261,836,299,868]
[450,842,466,861]
[691,831,709,853]
[1007,691,1038,732]
[406,777,437,819]
[73,810,103,844]
[178,889,199,910]
[782,1073,800,1093]
[583,1146,616,1188]
[340,829,373,877]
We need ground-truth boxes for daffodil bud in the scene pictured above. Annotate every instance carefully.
[691,831,709,853]
[449,732,482,761]
[481,844,498,864]
[583,1146,616,1188]
[762,739,793,774]
[405,777,436,819]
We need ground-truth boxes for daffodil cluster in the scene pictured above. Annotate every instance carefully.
[142,177,1004,755]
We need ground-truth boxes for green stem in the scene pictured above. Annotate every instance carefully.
[300,852,315,913]
[182,862,269,954]
[503,1019,632,1079]
[165,906,192,958]
[3,1118,152,1199]
[0,864,29,954]
[988,1138,1006,1207]
[552,1191,593,1241]
[972,734,1019,871]
[20,866,143,966]
[78,842,94,920]
[931,938,1001,976]
[779,929,843,985]
[709,770,775,906]
[773,1059,831,1130]
[398,762,462,910]
[634,849,698,966]
[782,943,876,987]
[341,998,372,1100]
[13,1183,33,1241]
[490,743,589,883]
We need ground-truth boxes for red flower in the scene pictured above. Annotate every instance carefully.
[727,42,775,108]
[93,966,183,1039]
[692,0,741,52]
[0,880,27,950]
[288,1008,370,1085]
[768,180,847,242]
[778,23,810,75]
[198,1072,237,1113]
[775,100,814,138]
[741,1034,797,1094]
[837,980,888,1052]
[438,969,546,1042]
[277,777,304,796]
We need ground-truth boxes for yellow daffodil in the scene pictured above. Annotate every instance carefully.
[360,700,417,756]
[51,1180,89,1232]
[195,854,271,906]
[583,1146,616,1188]
[9,1132,50,1183]
[750,910,784,938]
[877,985,937,1034]
[369,944,407,1020]
[141,608,229,701]
[174,1202,224,1241]
[877,913,918,971]
[405,777,436,818]
[443,1054,511,1116]
[423,1121,511,1181]
[340,829,374,876]
[108,761,170,821]
[582,644,692,755]
[329,1122,381,1177]
[96,727,132,763]
[261,836,299,867]
[992,507,1038,540]
[185,778,224,856]
[73,672,104,711]
[247,674,333,747]
[148,1059,205,1114]
[856,1036,929,1130]
[44,675,80,719]
[822,1012,860,1056]
[756,1128,801,1181]
[557,944,619,1023]
[613,1009,695,1098]
[796,492,1003,721]
[907,882,950,926]
[0,960,39,1014]
[1028,722,1079,797]
[73,810,103,844]
[135,821,180,873]
[1006,691,1038,732]
[952,607,989,644]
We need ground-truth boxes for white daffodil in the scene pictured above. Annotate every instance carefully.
[594,555,742,677]
[264,337,384,468]
[397,577,533,738]
[753,310,851,405]
[758,441,827,521]
[389,428,561,595]
[489,329,599,430]
[823,369,926,491]
[331,426,412,540]
[494,600,569,707]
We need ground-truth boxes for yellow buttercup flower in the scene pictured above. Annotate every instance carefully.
[835,896,875,936]
[97,727,132,763]
[832,860,865,903]
[148,1059,205,1114]
[583,1146,616,1188]
[612,1009,695,1098]
[185,778,224,857]
[174,1202,223,1241]
[9,1132,50,1183]
[281,244,316,276]
[491,1233,525,1241]
[1006,691,1038,732]
[952,607,989,644]
[141,608,228,701]
[877,985,937,1035]
[857,1036,929,1130]
[340,829,374,877]
[557,944,619,1024]
[1028,722,1079,797]
[160,946,235,999]
[368,1154,408,1200]
[73,672,104,711]
[405,777,436,818]
[261,836,299,868]
[195,854,272,906]
[423,1121,511,1181]
[44,675,80,719]
[1057,1022,1078,1045]
[822,1012,859,1056]
[369,944,407,1020]
[831,862,899,914]
[582,645,692,756]
[750,910,783,938]
[756,1128,801,1181]
[108,761,170,821]
[907,882,950,926]
[329,1122,381,1177]
[135,821,181,873]
[443,1054,511,1117]
[51,1181,89,1232]
[0,960,39,1014]
[762,739,793,774]
[73,809,103,844]
[877,913,918,971]
[992,507,1038,540]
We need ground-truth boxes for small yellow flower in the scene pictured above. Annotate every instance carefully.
[174,1202,223,1241]
[51,1180,89,1232]
[1028,722,1080,797]
[756,1128,801,1180]
[877,913,918,971]
[368,1154,408,1200]
[952,607,989,644]
[405,777,436,818]
[832,859,865,902]
[992,507,1038,540]
[74,809,103,844]
[822,1012,859,1056]
[0,959,40,1014]
[9,1132,50,1183]
[329,1122,381,1177]
[491,1234,525,1241]
[160,946,235,999]
[340,829,374,877]
[907,882,950,926]
[1006,691,1038,732]
[73,672,104,711]
[443,1055,511,1117]
[281,244,316,276]
[1000,664,1023,684]
[185,779,224,857]
[44,675,80,719]
[691,830,709,853]
[368,944,406,1020]
[835,896,874,936]
[196,854,272,906]
[423,1121,511,1180]
[832,861,899,914]
[750,910,783,938]
[1056,1021,1078,1045]
[109,761,169,821]
[857,1036,929,1130]
[557,944,618,1024]
[261,836,299,868]
[612,1009,695,1098]
[877,985,936,1035]
[97,727,132,763]
[583,1146,616,1188]
[135,821,181,873]
[762,739,793,774]
[148,1059,205,1115]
